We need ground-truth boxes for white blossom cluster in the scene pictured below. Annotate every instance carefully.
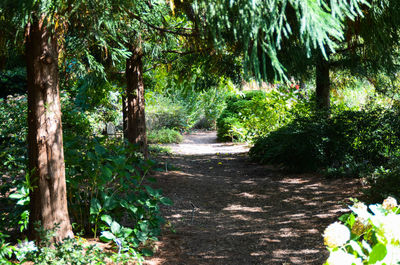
[324,197,400,265]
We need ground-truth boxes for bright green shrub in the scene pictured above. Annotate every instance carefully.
[147,128,183,144]
[146,94,189,131]
[146,81,232,132]
[323,198,400,265]
[217,87,305,142]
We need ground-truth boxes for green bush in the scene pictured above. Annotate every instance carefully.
[147,128,183,144]
[146,97,188,131]
[146,84,231,132]
[249,108,400,175]
[0,94,171,260]
[364,158,400,203]
[217,87,304,142]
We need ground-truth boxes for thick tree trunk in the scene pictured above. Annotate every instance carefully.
[26,17,73,242]
[316,52,330,110]
[126,47,148,157]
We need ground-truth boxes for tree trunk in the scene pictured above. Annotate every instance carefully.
[26,17,73,242]
[316,52,330,110]
[122,95,128,139]
[126,47,148,157]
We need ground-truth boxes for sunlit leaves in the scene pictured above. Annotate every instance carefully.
[191,0,368,80]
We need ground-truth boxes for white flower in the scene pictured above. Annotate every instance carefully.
[383,244,400,264]
[379,214,400,244]
[353,202,368,212]
[382,196,397,210]
[326,249,362,265]
[324,222,350,248]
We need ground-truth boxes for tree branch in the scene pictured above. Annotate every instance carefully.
[162,49,208,55]
[123,8,198,37]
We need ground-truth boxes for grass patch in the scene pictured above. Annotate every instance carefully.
[147,129,183,144]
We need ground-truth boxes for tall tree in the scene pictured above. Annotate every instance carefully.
[119,1,196,155]
[25,14,73,241]
[126,44,148,156]
[1,0,132,241]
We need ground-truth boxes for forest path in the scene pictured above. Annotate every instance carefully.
[145,131,361,265]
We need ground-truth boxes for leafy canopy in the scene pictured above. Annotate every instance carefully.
[185,0,369,80]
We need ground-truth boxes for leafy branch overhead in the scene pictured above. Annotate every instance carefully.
[171,0,368,80]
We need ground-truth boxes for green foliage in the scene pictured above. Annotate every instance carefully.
[217,86,304,142]
[146,94,189,131]
[323,198,400,264]
[0,232,13,263]
[193,0,367,80]
[0,68,26,98]
[148,129,183,144]
[0,94,170,259]
[0,96,29,235]
[64,138,168,246]
[249,107,400,175]
[146,81,232,131]
[364,159,400,204]
[0,95,27,176]
[0,225,144,264]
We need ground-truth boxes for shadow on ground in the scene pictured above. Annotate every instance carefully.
[147,153,361,265]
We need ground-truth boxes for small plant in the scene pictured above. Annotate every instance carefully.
[323,197,400,265]
[147,128,183,144]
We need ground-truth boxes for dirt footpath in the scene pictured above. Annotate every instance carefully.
[146,131,361,265]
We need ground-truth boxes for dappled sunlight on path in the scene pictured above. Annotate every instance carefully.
[165,131,249,155]
[146,131,362,264]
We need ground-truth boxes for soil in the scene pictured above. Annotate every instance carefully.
[145,131,362,265]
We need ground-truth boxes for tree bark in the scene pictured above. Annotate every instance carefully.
[126,47,148,157]
[316,52,330,110]
[122,95,128,139]
[26,17,73,242]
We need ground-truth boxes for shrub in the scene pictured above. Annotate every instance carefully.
[147,129,183,144]
[217,86,305,142]
[146,83,232,132]
[0,94,171,260]
[249,108,400,175]
[64,138,171,243]
[323,198,400,265]
[146,95,189,131]
[364,158,400,204]
[0,228,144,264]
